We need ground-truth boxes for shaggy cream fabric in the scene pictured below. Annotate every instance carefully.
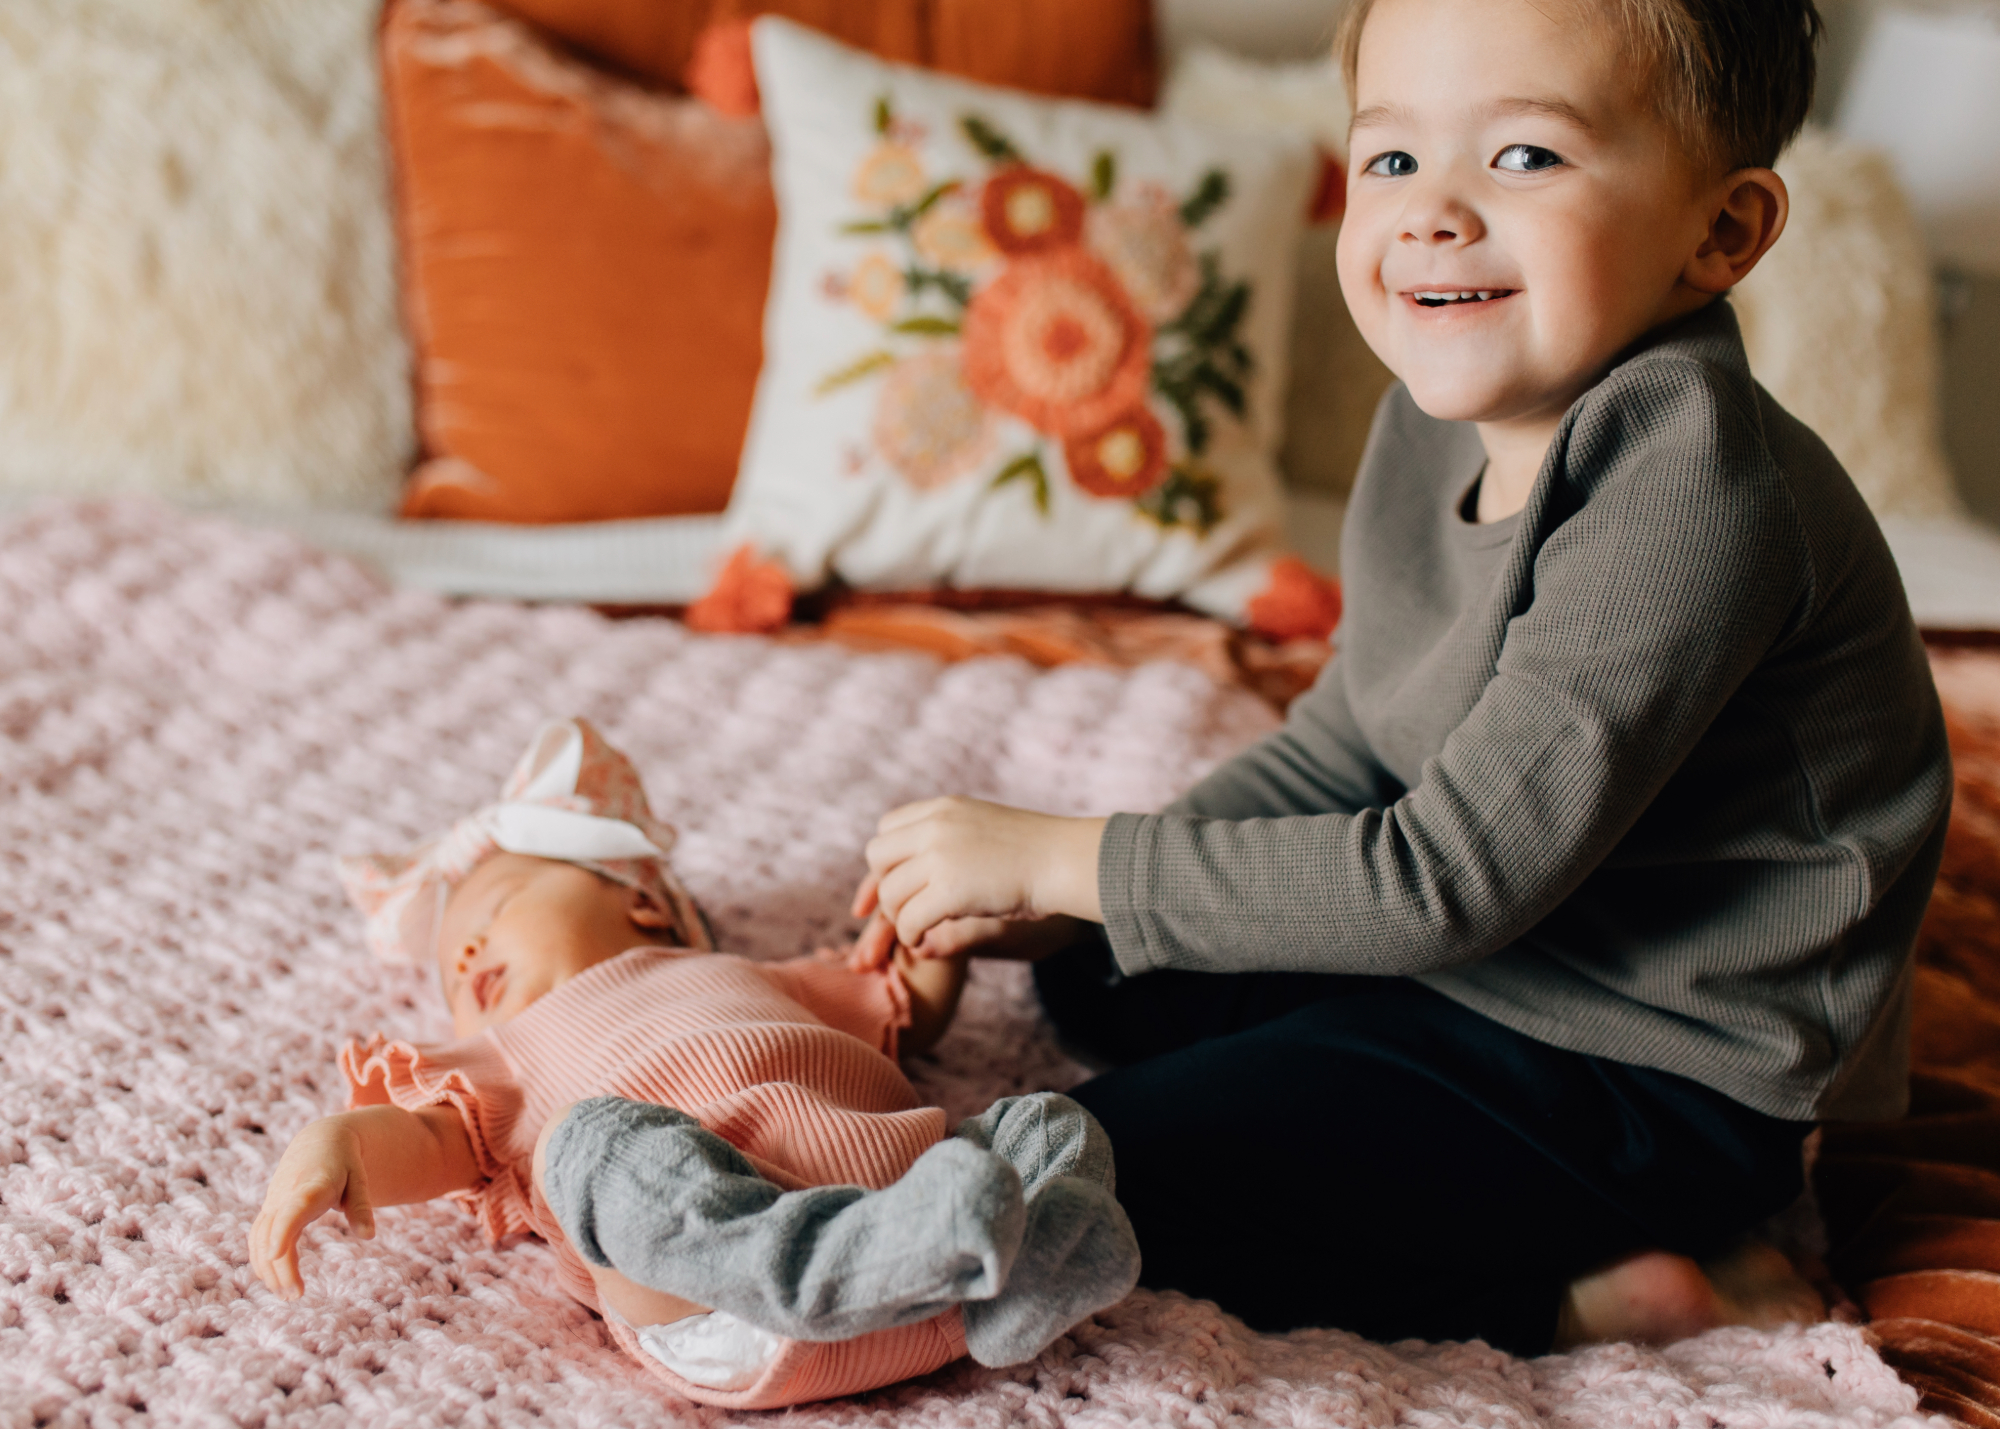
[1733,129,1962,519]
[0,0,411,509]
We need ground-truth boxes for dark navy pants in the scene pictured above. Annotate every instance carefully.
[1034,932,1812,1355]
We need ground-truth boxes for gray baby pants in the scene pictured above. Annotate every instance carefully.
[542,1092,1140,1367]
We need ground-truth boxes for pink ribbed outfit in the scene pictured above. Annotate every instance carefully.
[341,945,965,1408]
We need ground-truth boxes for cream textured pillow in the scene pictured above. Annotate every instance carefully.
[726,18,1318,618]
[0,0,411,509]
[1732,128,1961,518]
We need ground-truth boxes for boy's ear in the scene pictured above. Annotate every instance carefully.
[1683,168,1789,296]
[625,888,674,930]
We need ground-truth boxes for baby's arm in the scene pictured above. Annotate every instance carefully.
[250,1104,481,1299]
[894,942,969,1057]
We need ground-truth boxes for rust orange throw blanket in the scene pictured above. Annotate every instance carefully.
[1818,645,2000,1424]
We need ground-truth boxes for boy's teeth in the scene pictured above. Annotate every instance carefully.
[1416,289,1502,305]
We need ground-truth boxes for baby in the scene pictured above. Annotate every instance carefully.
[248,718,1138,1409]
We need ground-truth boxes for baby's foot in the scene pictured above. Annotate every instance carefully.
[1552,1242,1823,1350]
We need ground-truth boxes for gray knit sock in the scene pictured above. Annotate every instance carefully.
[543,1096,1025,1342]
[952,1093,1141,1367]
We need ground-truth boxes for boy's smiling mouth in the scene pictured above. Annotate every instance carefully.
[1409,289,1518,307]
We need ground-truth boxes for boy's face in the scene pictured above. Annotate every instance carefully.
[1337,0,1718,430]
[434,853,674,1038]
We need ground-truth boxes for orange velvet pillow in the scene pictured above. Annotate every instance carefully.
[487,0,1155,107]
[386,0,775,520]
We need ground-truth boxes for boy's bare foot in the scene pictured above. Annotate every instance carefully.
[1704,1240,1826,1329]
[1552,1242,1824,1350]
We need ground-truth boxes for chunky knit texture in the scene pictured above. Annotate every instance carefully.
[0,498,1946,1427]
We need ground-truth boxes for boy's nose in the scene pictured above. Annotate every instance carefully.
[1399,185,1485,247]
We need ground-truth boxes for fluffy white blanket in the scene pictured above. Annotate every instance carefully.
[0,501,1944,1427]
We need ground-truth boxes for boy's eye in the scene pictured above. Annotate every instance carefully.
[1363,150,1418,179]
[1493,144,1564,173]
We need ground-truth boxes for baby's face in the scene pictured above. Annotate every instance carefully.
[1337,0,1718,430]
[434,853,675,1038]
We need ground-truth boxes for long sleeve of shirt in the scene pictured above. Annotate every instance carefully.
[1097,302,1952,1121]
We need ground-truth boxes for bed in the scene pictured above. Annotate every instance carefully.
[5,0,2000,1424]
[0,498,1982,1427]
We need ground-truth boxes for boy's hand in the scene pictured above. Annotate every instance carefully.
[859,797,1105,954]
[250,1116,374,1300]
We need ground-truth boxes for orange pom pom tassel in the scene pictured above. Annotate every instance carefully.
[1245,557,1342,642]
[684,544,793,634]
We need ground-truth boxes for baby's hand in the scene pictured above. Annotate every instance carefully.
[250,1116,375,1300]
[859,797,1105,954]
[844,897,1012,972]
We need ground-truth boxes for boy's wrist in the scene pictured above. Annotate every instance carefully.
[1036,816,1106,923]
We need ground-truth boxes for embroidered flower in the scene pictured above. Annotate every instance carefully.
[1064,408,1170,498]
[1086,184,1201,324]
[980,167,1086,256]
[853,142,927,207]
[872,348,996,490]
[961,248,1152,438]
[912,199,997,273]
[848,252,905,321]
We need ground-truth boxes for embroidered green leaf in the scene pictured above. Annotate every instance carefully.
[892,315,961,336]
[877,181,965,233]
[906,266,974,308]
[841,219,893,235]
[1194,281,1250,349]
[1162,253,1223,335]
[875,95,894,135]
[1090,151,1117,201]
[1137,462,1224,533]
[815,350,896,395]
[1192,361,1246,417]
[961,114,1024,164]
[1179,169,1231,227]
[906,181,960,220]
[1151,245,1256,454]
[1150,360,1212,455]
[990,450,1051,515]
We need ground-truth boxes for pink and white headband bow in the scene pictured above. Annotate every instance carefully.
[337,718,713,966]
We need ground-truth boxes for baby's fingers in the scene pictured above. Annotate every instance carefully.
[847,911,898,973]
[252,1196,312,1300]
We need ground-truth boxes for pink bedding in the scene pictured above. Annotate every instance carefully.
[0,499,1943,1427]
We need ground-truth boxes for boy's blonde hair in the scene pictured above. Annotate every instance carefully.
[1335,0,1822,173]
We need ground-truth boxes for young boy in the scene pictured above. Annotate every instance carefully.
[851,0,1953,1355]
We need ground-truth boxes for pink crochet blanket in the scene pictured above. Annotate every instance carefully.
[0,501,1943,1427]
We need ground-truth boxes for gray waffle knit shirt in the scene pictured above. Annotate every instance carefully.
[1099,301,1951,1122]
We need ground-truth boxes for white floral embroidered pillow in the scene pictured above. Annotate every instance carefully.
[723,18,1321,621]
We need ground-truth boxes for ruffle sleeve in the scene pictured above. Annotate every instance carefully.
[752,948,913,1059]
[340,1032,539,1242]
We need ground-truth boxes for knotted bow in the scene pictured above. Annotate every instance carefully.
[338,718,713,966]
